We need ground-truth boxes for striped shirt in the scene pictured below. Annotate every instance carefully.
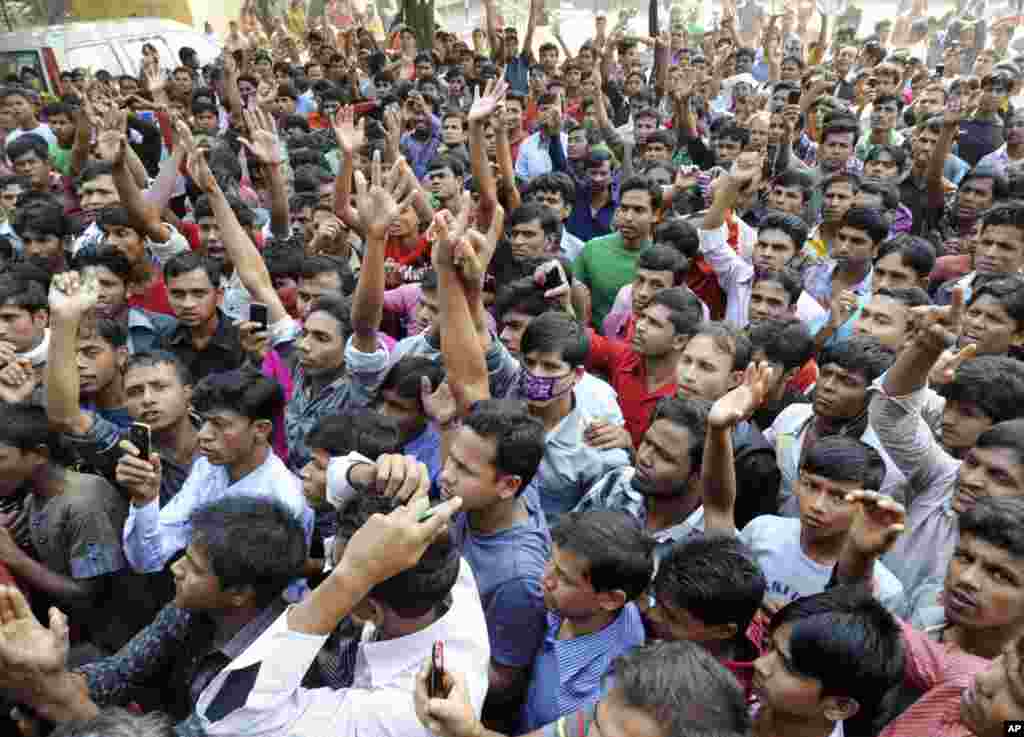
[521,603,645,732]
[878,620,990,737]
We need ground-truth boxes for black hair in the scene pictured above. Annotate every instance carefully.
[507,202,560,239]
[495,277,552,322]
[190,496,306,606]
[858,178,901,211]
[800,436,885,490]
[13,201,67,240]
[758,211,810,252]
[876,235,937,277]
[938,356,1024,425]
[192,367,285,423]
[968,275,1024,329]
[338,493,459,617]
[840,206,890,245]
[520,310,589,367]
[462,399,546,490]
[306,410,402,459]
[649,396,711,473]
[192,101,218,118]
[958,493,1024,559]
[524,172,576,204]
[381,354,446,408]
[619,174,663,212]
[81,317,128,349]
[874,286,932,310]
[747,318,815,372]
[5,133,48,163]
[163,252,222,289]
[864,143,908,171]
[769,586,904,730]
[77,160,115,188]
[655,535,766,635]
[975,418,1024,472]
[300,254,355,295]
[821,171,862,198]
[0,273,47,312]
[648,287,704,336]
[550,510,654,599]
[637,244,689,286]
[818,334,895,385]
[690,321,754,372]
[124,350,193,388]
[193,193,256,228]
[654,218,700,259]
[96,205,144,237]
[0,403,51,454]
[771,169,815,201]
[873,92,904,111]
[963,163,1010,202]
[307,295,354,342]
[752,267,803,306]
[717,123,750,147]
[613,641,751,737]
[822,116,861,142]
[427,154,465,180]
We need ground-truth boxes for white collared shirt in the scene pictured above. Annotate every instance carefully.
[197,559,491,737]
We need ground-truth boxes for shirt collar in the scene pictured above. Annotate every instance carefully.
[216,597,289,661]
[167,310,236,349]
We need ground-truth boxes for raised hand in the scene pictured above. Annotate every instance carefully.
[430,197,472,273]
[929,343,978,386]
[469,72,509,123]
[909,285,965,351]
[94,107,128,165]
[353,152,416,240]
[0,585,69,696]
[709,361,774,429]
[0,358,39,405]
[115,438,161,507]
[48,272,99,320]
[845,490,906,559]
[239,106,285,165]
[333,104,365,154]
[142,63,165,94]
[421,376,457,427]
[829,289,859,330]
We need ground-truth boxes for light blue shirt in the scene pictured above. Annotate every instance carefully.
[515,131,569,181]
[123,449,314,599]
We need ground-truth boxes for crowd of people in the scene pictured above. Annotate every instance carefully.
[0,0,1021,735]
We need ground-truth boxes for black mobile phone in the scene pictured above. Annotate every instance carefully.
[544,266,565,292]
[130,422,151,460]
[935,64,945,78]
[787,89,801,105]
[429,641,445,698]
[249,303,269,330]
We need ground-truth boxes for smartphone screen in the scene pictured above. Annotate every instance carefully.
[429,641,445,698]
[249,303,269,330]
[787,89,801,105]
[130,422,151,460]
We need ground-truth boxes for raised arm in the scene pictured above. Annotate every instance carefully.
[239,107,290,239]
[468,75,509,222]
[702,362,773,534]
[44,272,99,435]
[492,102,522,212]
[928,97,962,209]
[836,491,906,585]
[350,155,417,353]
[178,121,290,325]
[522,0,540,61]
[332,105,365,231]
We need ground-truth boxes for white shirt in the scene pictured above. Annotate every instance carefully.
[123,450,314,576]
[698,222,755,328]
[514,131,568,181]
[198,559,491,737]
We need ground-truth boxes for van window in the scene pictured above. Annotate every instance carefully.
[0,51,42,85]
[163,32,221,68]
[65,43,122,77]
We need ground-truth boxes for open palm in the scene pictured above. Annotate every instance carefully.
[469,74,509,123]
[0,586,68,694]
[333,105,365,154]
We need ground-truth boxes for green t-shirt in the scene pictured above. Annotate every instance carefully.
[572,231,650,330]
[49,142,71,176]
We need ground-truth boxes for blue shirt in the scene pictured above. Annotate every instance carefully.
[521,602,645,732]
[566,184,617,244]
[452,486,551,670]
[504,52,530,95]
[400,114,443,180]
[403,424,443,482]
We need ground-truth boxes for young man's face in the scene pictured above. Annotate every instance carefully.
[167,267,220,328]
[196,408,264,469]
[752,228,797,273]
[676,334,737,401]
[438,426,515,512]
[822,181,856,224]
[174,70,193,90]
[79,174,120,221]
[715,137,743,167]
[82,264,127,319]
[567,130,589,160]
[6,94,33,126]
[814,362,868,420]
[625,74,644,98]
[768,185,805,216]
[499,309,532,358]
[753,624,832,719]
[542,543,605,618]
[748,280,794,323]
[197,215,226,263]
[427,166,460,202]
[195,110,219,133]
[123,360,190,433]
[632,269,674,318]
[873,251,922,291]
[643,141,671,162]
[301,447,331,508]
[820,132,854,172]
[958,177,996,223]
[960,295,1024,357]
[531,189,570,223]
[76,329,124,397]
[412,288,439,335]
[540,47,558,72]
[634,417,696,499]
[22,231,63,269]
[941,400,995,456]
[912,126,942,170]
[870,99,900,132]
[853,294,913,350]
[388,204,419,240]
[614,189,656,244]
[296,309,346,377]
[632,304,680,358]
[509,217,549,260]
[296,271,344,319]
[975,224,1024,277]
[832,225,876,270]
[12,150,49,189]
[634,115,658,145]
[521,349,579,409]
[0,183,22,220]
[0,303,45,353]
[796,470,860,543]
[442,117,466,145]
[48,112,75,146]
[943,531,1024,637]
[102,224,147,266]
[862,152,901,182]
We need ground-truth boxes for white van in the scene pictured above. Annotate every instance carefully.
[0,18,221,95]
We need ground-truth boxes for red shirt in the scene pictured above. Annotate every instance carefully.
[129,273,174,316]
[587,330,677,449]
